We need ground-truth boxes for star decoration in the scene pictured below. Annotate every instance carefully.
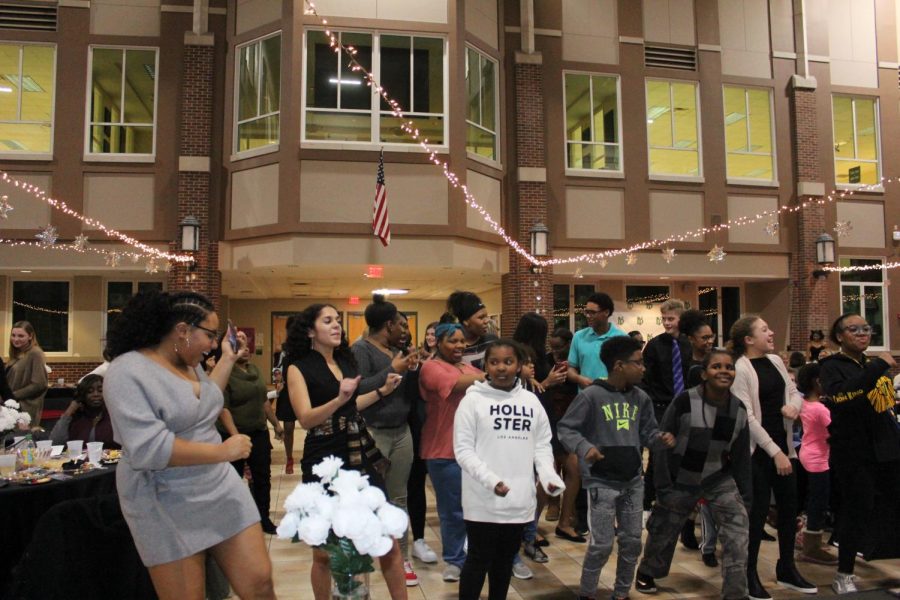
[573,267,584,279]
[598,258,608,269]
[71,234,89,251]
[0,195,12,219]
[145,259,159,274]
[106,251,121,268]
[707,244,727,263]
[833,220,853,238]
[35,225,58,246]
[625,253,638,266]
[764,218,779,237]
[661,247,676,264]
[163,261,173,273]
[131,254,141,264]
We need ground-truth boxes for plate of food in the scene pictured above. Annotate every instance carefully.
[101,449,122,465]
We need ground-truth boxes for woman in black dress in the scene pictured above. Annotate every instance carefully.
[284,304,406,600]
[275,315,298,473]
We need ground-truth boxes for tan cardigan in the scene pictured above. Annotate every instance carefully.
[732,354,803,459]
[6,346,49,422]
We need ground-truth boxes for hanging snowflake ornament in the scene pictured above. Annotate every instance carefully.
[35,225,58,246]
[764,217,779,237]
[661,247,676,264]
[707,244,727,263]
[163,261,173,273]
[0,195,12,220]
[598,258,608,269]
[71,234,89,251]
[573,267,584,279]
[145,259,159,274]
[106,251,121,268]
[833,220,853,238]
[130,253,141,264]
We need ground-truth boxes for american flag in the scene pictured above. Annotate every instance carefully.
[373,150,391,247]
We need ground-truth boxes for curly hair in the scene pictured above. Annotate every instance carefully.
[105,291,214,359]
[282,304,355,364]
[678,309,709,338]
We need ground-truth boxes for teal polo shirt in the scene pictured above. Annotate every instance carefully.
[567,324,628,385]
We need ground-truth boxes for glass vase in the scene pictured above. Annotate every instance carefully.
[331,571,370,599]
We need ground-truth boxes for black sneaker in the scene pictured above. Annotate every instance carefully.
[261,519,277,535]
[760,530,776,542]
[775,559,817,594]
[748,571,772,600]
[680,520,700,550]
[635,575,657,594]
[702,553,718,568]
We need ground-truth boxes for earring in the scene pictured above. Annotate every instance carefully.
[186,337,191,349]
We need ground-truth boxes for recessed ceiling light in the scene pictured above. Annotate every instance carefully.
[20,269,31,273]
[372,288,409,296]
[659,276,670,280]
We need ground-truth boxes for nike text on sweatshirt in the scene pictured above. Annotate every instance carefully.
[453,380,565,524]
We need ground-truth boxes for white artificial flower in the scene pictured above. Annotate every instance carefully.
[296,516,331,547]
[367,535,394,557]
[15,413,30,426]
[312,455,344,483]
[276,511,301,540]
[4,400,20,409]
[331,506,365,539]
[377,503,409,538]
[311,493,337,521]
[359,486,386,511]
[348,513,386,555]
[329,469,368,497]
[284,482,326,514]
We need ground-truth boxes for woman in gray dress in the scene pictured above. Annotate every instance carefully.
[104,290,276,600]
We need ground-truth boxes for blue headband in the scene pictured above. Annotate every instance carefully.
[434,322,463,340]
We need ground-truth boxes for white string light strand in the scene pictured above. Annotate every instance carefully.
[0,172,193,264]
[0,237,170,267]
[825,260,900,273]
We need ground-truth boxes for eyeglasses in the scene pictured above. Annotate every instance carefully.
[699,335,716,341]
[621,359,645,367]
[193,324,220,340]
[843,325,873,335]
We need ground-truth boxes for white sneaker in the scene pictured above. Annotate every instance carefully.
[512,560,534,580]
[412,538,438,563]
[403,561,419,587]
[832,573,858,595]
[442,564,461,582]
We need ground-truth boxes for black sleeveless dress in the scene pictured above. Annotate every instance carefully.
[293,351,385,487]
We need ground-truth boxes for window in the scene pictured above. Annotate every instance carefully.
[304,30,446,146]
[86,47,158,157]
[235,33,281,154]
[723,86,775,182]
[646,79,700,177]
[11,281,69,353]
[553,283,596,331]
[832,96,880,186]
[565,73,621,172]
[839,258,887,349]
[106,280,163,333]
[466,47,497,160]
[0,43,55,156]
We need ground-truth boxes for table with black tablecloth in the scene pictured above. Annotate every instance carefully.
[0,465,117,588]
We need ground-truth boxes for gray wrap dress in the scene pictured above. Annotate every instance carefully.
[104,351,259,566]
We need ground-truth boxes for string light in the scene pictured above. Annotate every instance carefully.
[825,261,900,273]
[13,300,67,315]
[0,172,193,264]
[0,237,170,268]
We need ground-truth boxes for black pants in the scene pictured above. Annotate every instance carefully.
[748,449,798,572]
[230,429,273,521]
[407,413,428,541]
[805,471,830,532]
[459,521,525,600]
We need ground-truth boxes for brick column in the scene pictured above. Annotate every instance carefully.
[500,52,554,337]
[167,41,221,311]
[788,79,829,350]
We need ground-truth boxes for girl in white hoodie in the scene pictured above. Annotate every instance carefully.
[454,339,565,600]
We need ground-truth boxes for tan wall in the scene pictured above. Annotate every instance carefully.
[744,280,792,352]
[828,0,878,88]
[719,0,771,79]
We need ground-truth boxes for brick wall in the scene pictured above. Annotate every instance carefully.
[46,362,103,383]
[788,87,830,350]
[167,43,221,311]
[501,58,555,337]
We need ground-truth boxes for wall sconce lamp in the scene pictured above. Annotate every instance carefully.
[812,233,836,279]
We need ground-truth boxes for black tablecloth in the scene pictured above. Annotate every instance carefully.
[0,465,117,588]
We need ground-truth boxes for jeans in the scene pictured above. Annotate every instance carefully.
[639,478,748,600]
[459,521,525,600]
[805,470,830,532]
[700,501,719,555]
[748,449,798,572]
[229,428,272,521]
[581,479,643,598]
[426,458,466,568]
[369,424,413,556]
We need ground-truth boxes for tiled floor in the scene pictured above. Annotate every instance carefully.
[263,438,900,599]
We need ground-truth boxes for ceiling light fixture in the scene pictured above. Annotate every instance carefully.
[372,288,409,296]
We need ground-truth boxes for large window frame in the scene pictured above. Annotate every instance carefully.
[0,42,57,160]
[84,45,160,162]
[301,28,449,151]
[831,95,882,189]
[104,280,165,339]
[563,71,623,177]
[838,257,888,352]
[465,45,499,165]
[722,85,777,186]
[8,278,73,356]
[233,31,282,160]
[645,78,703,182]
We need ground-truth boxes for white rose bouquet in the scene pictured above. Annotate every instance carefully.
[1,399,31,435]
[278,456,408,596]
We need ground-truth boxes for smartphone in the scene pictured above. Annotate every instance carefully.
[555,360,568,371]
[226,320,238,350]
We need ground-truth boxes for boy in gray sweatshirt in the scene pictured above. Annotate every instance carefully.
[558,336,674,600]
